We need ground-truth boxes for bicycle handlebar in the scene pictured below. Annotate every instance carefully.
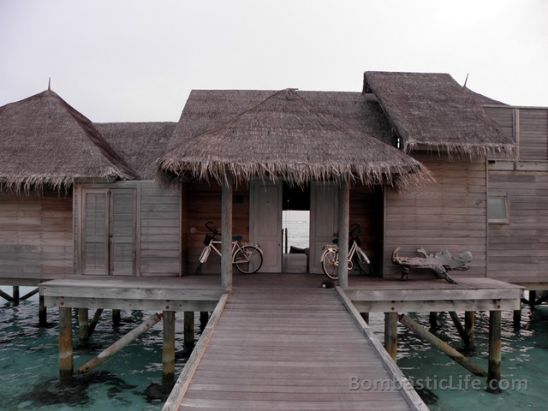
[205,221,219,235]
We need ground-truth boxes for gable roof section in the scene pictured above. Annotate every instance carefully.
[363,71,515,157]
[160,89,431,187]
[0,90,136,191]
[96,122,176,179]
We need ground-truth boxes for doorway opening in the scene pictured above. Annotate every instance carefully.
[282,183,310,273]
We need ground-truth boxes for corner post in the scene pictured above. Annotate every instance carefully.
[487,310,502,393]
[59,306,73,383]
[221,177,233,290]
[384,312,398,361]
[162,311,176,389]
[337,181,350,288]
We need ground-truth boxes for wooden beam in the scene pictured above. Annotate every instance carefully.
[464,311,476,351]
[0,289,13,302]
[163,311,176,389]
[20,287,39,301]
[449,311,466,342]
[78,308,89,347]
[59,307,73,383]
[88,308,103,337]
[39,295,47,327]
[221,179,233,290]
[77,312,162,374]
[184,311,195,351]
[487,310,502,393]
[337,181,350,288]
[398,314,487,377]
[384,312,397,360]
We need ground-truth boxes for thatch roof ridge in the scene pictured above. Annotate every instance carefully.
[95,121,176,179]
[159,88,432,188]
[363,71,515,158]
[0,89,137,192]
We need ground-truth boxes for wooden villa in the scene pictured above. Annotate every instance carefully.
[0,71,546,410]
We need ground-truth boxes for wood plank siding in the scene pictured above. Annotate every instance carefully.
[0,193,73,280]
[184,183,249,274]
[383,154,487,279]
[75,181,181,277]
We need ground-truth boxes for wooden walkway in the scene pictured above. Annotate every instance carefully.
[165,282,425,410]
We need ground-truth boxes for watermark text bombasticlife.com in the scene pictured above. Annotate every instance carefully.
[349,375,528,392]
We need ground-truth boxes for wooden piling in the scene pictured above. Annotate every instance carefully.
[199,311,209,332]
[513,309,521,329]
[464,311,476,351]
[163,311,176,389]
[77,312,162,374]
[12,286,20,306]
[78,308,89,347]
[59,306,73,383]
[429,312,438,331]
[184,311,195,350]
[384,312,397,360]
[112,309,121,327]
[487,310,502,393]
[39,295,47,327]
[529,290,537,308]
[398,314,487,377]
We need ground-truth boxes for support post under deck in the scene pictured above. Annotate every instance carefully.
[384,312,397,361]
[112,309,121,327]
[337,181,350,288]
[59,307,73,383]
[39,295,47,327]
[221,179,233,290]
[464,311,476,351]
[12,286,20,306]
[184,311,195,351]
[78,308,89,347]
[163,311,176,389]
[487,310,502,393]
[200,311,209,332]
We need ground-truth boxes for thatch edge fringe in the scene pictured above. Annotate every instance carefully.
[157,157,434,189]
[0,167,121,194]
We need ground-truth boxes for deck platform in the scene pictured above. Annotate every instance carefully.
[165,279,425,410]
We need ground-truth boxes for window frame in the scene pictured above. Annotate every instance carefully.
[487,195,510,224]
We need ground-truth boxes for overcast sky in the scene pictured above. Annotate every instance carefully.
[1,0,547,122]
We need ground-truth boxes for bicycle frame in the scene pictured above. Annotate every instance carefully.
[199,240,240,264]
[320,240,370,266]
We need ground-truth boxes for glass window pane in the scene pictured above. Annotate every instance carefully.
[488,197,508,221]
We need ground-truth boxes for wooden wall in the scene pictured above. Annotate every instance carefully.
[488,170,548,284]
[0,192,73,281]
[383,155,487,278]
[184,182,249,274]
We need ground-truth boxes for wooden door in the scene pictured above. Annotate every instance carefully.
[83,190,109,275]
[110,189,137,276]
[309,182,339,273]
[250,180,282,272]
[81,188,137,276]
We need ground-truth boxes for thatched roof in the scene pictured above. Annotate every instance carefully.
[363,71,515,157]
[96,122,176,179]
[159,89,431,187]
[0,89,136,191]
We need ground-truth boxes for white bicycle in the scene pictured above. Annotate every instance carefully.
[320,224,371,280]
[198,222,263,274]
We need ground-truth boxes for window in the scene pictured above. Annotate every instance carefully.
[488,196,509,224]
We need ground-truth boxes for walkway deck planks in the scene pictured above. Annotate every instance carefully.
[168,282,425,410]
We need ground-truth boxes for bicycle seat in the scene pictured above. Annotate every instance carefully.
[232,235,243,242]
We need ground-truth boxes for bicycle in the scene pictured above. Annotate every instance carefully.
[320,224,371,280]
[198,221,264,274]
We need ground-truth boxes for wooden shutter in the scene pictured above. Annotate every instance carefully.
[83,190,109,275]
[110,189,137,276]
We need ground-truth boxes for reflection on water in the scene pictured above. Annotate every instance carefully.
[1,287,548,410]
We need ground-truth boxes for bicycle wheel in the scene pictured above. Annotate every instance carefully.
[234,246,263,274]
[321,249,339,280]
